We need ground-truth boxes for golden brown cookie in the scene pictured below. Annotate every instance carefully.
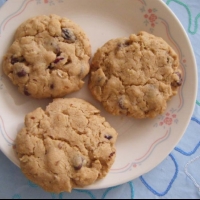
[89,31,182,119]
[15,98,118,193]
[3,14,91,98]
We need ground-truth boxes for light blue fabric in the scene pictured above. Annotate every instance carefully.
[0,0,6,7]
[0,0,200,198]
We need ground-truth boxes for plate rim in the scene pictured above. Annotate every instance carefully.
[0,0,198,190]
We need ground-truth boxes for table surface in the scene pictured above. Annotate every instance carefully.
[0,0,200,199]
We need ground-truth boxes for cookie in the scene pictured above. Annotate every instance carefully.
[3,14,91,98]
[15,98,118,193]
[89,31,182,119]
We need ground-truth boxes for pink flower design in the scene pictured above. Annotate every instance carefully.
[164,117,173,125]
[149,13,157,22]
[172,114,176,118]
[141,6,159,32]
[166,112,170,116]
[44,0,48,3]
[154,108,178,128]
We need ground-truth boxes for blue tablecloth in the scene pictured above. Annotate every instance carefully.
[0,0,200,198]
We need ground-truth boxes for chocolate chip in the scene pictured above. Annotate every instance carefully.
[56,51,61,57]
[109,152,115,159]
[117,43,123,49]
[54,57,64,64]
[48,64,54,70]
[50,84,54,89]
[73,155,84,170]
[62,29,71,39]
[24,87,30,96]
[117,40,131,50]
[17,69,27,77]
[105,135,113,140]
[11,57,19,65]
[62,28,76,43]
[124,40,131,46]
[171,72,182,87]
[11,56,25,65]
[48,57,64,69]
[167,57,170,63]
[65,58,72,65]
[96,76,103,84]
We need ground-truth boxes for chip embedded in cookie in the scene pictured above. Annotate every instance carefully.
[89,31,182,119]
[15,98,118,193]
[3,14,91,98]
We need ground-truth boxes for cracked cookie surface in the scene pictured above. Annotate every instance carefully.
[15,98,118,193]
[3,14,91,98]
[89,31,182,119]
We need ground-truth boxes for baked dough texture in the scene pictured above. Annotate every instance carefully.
[3,14,91,98]
[15,98,118,193]
[89,31,182,118]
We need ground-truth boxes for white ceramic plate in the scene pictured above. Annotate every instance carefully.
[0,0,197,190]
